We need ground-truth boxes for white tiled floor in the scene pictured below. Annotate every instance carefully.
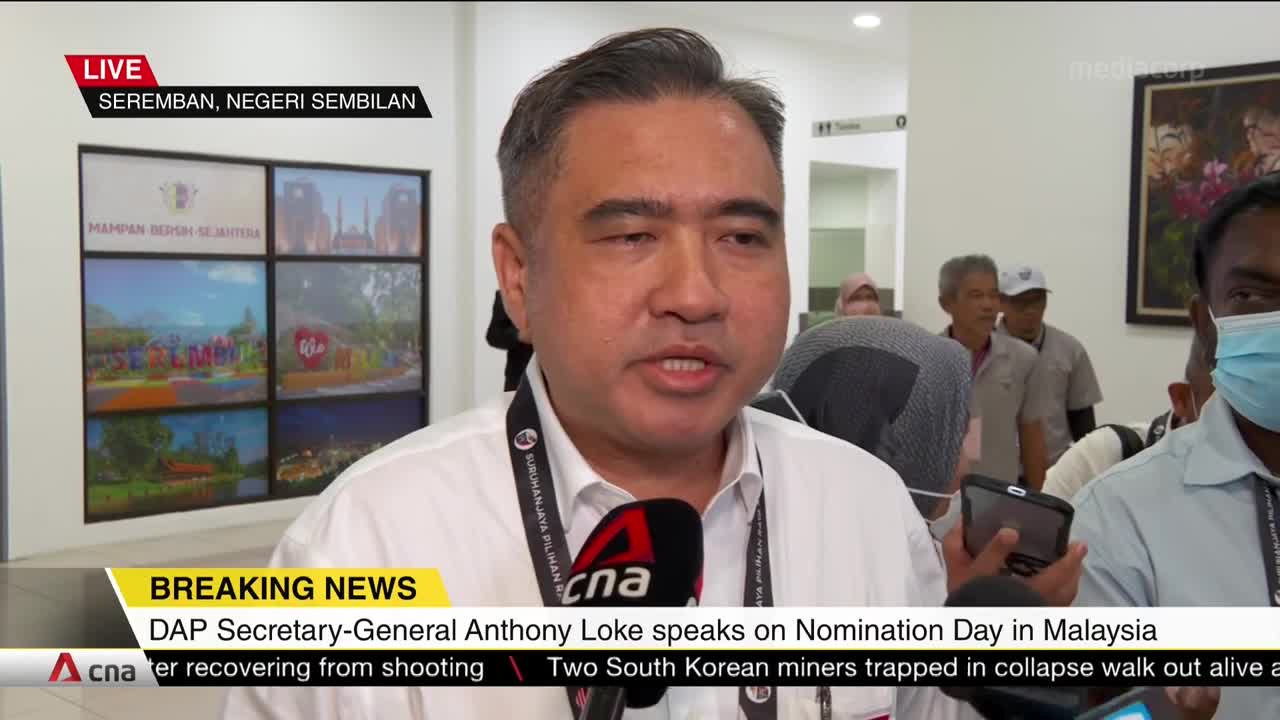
[0,519,289,720]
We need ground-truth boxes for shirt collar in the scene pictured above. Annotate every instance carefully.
[1184,392,1280,487]
[942,325,996,353]
[724,412,764,520]
[996,320,1047,350]
[522,355,762,530]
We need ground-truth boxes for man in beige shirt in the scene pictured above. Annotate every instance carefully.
[939,255,1054,488]
[997,264,1103,466]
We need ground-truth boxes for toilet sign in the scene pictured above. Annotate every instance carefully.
[813,114,907,137]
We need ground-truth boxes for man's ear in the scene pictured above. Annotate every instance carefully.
[938,295,950,315]
[1189,293,1217,370]
[492,223,532,343]
[1168,381,1192,424]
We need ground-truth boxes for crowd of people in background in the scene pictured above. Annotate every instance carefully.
[475,175,1280,718]
[476,174,1280,717]
[804,171,1280,718]
[249,27,1279,719]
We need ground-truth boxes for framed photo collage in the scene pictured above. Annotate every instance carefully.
[79,146,429,522]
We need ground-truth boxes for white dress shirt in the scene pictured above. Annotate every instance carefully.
[223,360,962,720]
[1041,422,1150,502]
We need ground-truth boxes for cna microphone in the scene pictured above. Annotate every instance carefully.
[562,499,704,720]
[941,576,1088,720]
[1075,686,1181,719]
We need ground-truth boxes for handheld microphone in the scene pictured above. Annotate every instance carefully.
[562,498,704,720]
[941,576,1088,720]
[1074,686,1181,719]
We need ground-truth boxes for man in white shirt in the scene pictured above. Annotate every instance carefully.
[1041,336,1214,503]
[224,28,962,720]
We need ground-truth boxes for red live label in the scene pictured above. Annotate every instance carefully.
[65,55,157,87]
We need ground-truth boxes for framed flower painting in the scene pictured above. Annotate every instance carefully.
[1127,60,1280,325]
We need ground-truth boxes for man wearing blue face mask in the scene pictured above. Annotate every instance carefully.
[1071,172,1280,720]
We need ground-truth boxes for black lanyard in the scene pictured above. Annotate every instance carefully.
[506,375,777,720]
[1252,476,1280,608]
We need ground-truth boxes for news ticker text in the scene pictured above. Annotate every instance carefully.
[76,87,432,118]
[132,650,1280,687]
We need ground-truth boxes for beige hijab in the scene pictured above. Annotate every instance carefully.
[835,272,881,316]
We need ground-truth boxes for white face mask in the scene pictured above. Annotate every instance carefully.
[908,488,961,541]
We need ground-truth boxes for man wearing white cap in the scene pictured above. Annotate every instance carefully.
[997,264,1103,467]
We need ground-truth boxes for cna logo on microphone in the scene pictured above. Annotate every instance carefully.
[513,428,539,451]
[563,507,655,604]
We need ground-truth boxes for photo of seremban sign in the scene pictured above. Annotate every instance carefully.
[81,151,267,255]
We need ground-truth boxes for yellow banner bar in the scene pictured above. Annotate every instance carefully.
[111,569,451,607]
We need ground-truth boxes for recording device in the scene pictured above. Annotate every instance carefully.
[1075,686,1180,719]
[561,499,704,720]
[962,474,1073,577]
[941,578,1183,719]
[942,576,1088,719]
[749,389,807,424]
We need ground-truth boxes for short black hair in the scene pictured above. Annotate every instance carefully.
[497,28,785,235]
[1193,171,1280,292]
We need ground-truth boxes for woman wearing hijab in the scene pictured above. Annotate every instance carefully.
[770,316,1085,604]
[834,272,883,317]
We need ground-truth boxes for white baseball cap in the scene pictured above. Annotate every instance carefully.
[999,264,1050,296]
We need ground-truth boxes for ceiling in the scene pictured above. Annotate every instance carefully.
[633,2,911,61]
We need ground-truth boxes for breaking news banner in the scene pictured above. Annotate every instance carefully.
[65,54,430,118]
[3,569,1280,689]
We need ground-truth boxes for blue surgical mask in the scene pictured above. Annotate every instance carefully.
[909,488,961,541]
[1211,308,1280,431]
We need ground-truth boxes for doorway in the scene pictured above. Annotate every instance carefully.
[804,162,900,330]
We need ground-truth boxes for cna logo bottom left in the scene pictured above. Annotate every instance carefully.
[49,652,136,683]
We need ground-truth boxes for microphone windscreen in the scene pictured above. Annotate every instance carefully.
[942,577,1083,718]
[563,498,703,609]
[944,574,1045,608]
[563,499,703,710]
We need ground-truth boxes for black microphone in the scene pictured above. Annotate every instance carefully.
[562,498,704,720]
[941,576,1088,720]
[1075,686,1181,719]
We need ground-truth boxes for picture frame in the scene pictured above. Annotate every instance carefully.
[273,393,425,498]
[273,165,425,257]
[274,262,424,401]
[79,145,431,523]
[81,149,268,255]
[83,258,269,414]
[1127,60,1280,325]
[85,406,270,522]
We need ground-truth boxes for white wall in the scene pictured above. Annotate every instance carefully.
[904,2,1280,423]
[811,54,909,121]
[0,2,464,558]
[810,174,868,228]
[865,168,898,293]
